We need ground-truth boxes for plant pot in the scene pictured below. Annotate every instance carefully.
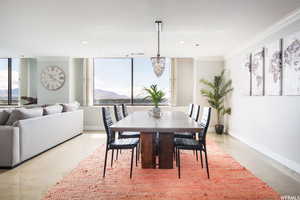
[152,107,161,118]
[215,124,224,134]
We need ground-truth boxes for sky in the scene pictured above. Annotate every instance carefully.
[94,57,170,98]
[0,58,19,90]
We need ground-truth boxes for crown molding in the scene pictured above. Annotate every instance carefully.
[225,7,300,60]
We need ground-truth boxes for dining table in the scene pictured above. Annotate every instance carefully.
[110,111,203,169]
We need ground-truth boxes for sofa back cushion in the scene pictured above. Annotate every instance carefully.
[0,110,10,125]
[6,108,44,126]
[61,101,80,112]
[43,105,63,115]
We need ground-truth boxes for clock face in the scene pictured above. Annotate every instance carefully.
[41,66,66,91]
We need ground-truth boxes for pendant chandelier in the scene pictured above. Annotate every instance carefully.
[151,20,165,77]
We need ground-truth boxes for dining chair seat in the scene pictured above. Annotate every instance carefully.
[174,138,204,150]
[119,131,140,138]
[110,138,139,149]
[174,132,195,139]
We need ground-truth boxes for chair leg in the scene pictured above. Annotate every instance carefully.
[116,149,119,160]
[177,148,181,179]
[111,149,114,167]
[137,142,140,161]
[103,148,109,178]
[204,149,210,179]
[130,148,134,179]
[175,147,178,167]
[200,150,203,168]
[196,149,198,161]
[135,146,138,166]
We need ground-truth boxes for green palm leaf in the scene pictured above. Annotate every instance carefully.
[200,69,233,124]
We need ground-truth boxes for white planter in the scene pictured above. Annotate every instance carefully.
[152,107,161,118]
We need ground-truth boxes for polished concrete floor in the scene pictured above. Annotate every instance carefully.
[0,132,299,200]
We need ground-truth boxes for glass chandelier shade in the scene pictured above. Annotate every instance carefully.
[152,20,165,77]
[151,56,165,77]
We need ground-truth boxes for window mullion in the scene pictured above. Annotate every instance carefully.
[8,58,12,105]
[131,58,134,105]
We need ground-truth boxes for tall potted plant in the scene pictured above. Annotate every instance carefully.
[200,70,233,134]
[144,84,166,118]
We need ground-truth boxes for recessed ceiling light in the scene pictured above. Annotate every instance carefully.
[81,41,88,45]
[179,41,185,44]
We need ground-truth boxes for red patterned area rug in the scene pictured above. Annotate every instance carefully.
[43,139,280,200]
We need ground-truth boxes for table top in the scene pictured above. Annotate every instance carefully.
[110,111,203,132]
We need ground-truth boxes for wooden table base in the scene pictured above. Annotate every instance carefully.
[159,132,174,169]
[140,132,156,168]
[140,132,174,169]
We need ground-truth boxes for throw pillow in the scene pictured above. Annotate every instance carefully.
[6,108,44,126]
[43,105,63,115]
[0,110,10,125]
[61,101,80,112]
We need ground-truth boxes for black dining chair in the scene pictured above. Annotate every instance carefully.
[113,105,140,139]
[191,104,201,121]
[102,107,139,179]
[174,107,211,179]
[121,104,129,118]
[188,103,194,117]
[174,104,201,139]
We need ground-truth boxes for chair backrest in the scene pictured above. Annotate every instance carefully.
[121,104,128,117]
[188,104,194,117]
[114,105,123,122]
[198,107,211,144]
[102,107,115,145]
[192,104,200,121]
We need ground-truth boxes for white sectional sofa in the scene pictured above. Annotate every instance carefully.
[0,104,83,168]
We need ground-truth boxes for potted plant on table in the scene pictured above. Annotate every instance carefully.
[144,84,166,118]
[200,70,233,134]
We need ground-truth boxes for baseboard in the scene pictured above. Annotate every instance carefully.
[229,133,300,174]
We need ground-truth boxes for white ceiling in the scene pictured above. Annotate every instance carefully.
[1,0,300,58]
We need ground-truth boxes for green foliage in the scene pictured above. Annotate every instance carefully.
[144,84,166,107]
[200,70,233,124]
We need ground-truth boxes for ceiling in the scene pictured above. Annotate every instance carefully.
[1,0,300,58]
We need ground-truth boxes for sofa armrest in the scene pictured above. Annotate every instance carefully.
[0,126,20,167]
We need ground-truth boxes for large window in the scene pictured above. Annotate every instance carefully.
[0,58,19,105]
[93,57,170,105]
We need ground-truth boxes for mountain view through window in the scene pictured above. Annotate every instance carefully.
[93,57,170,105]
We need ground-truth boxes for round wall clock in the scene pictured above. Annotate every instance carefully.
[41,66,66,91]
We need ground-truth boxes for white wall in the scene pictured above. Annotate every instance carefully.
[37,57,70,104]
[174,58,194,106]
[28,58,37,97]
[225,17,300,173]
[19,58,37,104]
[193,58,224,126]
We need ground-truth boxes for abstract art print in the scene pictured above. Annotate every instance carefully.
[243,54,251,95]
[251,48,265,96]
[265,39,282,95]
[283,31,300,95]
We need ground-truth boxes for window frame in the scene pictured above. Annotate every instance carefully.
[0,58,18,106]
[93,57,170,106]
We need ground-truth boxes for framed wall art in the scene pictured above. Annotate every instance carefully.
[251,48,265,96]
[283,31,300,95]
[265,39,282,96]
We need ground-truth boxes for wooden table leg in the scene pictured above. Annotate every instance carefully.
[159,132,174,169]
[140,132,156,168]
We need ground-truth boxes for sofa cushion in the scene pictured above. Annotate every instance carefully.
[6,108,44,126]
[61,102,80,112]
[0,110,10,125]
[43,105,63,115]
